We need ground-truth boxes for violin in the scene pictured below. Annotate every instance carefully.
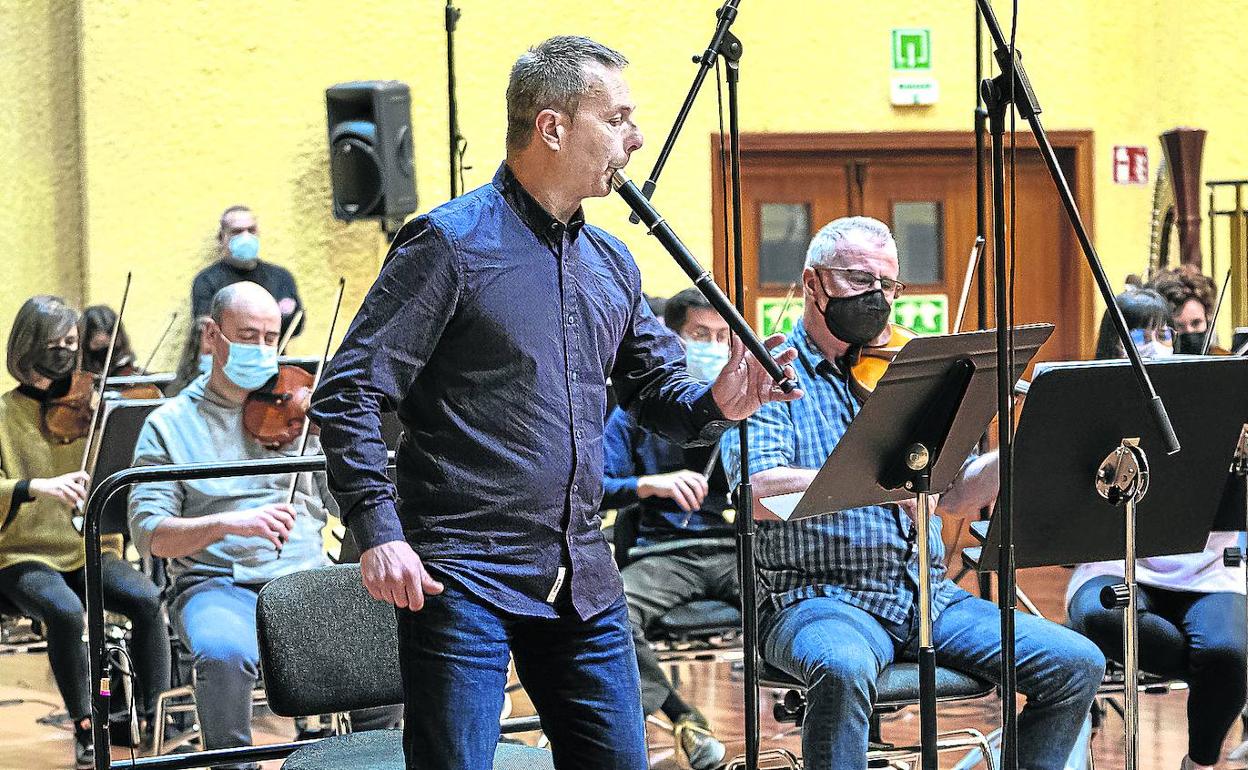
[846,323,918,401]
[242,283,343,451]
[243,365,316,449]
[41,371,100,445]
[106,361,165,400]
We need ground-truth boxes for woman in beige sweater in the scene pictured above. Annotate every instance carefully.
[0,296,169,769]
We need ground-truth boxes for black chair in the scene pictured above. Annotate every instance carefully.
[611,504,741,650]
[256,563,554,769]
[89,397,165,544]
[725,661,996,770]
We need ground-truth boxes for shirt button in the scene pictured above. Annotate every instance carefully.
[571,372,578,381]
[572,484,580,493]
[567,314,575,325]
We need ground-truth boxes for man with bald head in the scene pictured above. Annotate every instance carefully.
[128,281,339,768]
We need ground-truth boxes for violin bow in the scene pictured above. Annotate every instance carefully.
[80,272,133,476]
[284,278,345,506]
[952,237,986,335]
[277,309,304,357]
[139,311,179,374]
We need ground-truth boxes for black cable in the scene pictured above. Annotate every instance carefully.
[109,643,140,767]
[714,59,732,304]
[1008,0,1018,421]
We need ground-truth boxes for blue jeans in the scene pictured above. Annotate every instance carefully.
[1069,577,1247,766]
[762,589,1105,770]
[397,580,647,770]
[171,577,262,764]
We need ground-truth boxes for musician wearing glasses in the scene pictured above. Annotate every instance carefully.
[1069,287,1246,770]
[310,36,800,770]
[722,216,1106,770]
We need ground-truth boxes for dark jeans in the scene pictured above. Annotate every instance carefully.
[1068,576,1247,766]
[621,545,738,715]
[0,554,171,722]
[762,589,1105,770]
[397,579,646,770]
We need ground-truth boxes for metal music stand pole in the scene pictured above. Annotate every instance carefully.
[1095,439,1151,770]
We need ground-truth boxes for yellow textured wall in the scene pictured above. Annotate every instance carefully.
[6,0,1248,366]
[0,0,82,325]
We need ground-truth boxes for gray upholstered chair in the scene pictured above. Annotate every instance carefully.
[256,563,553,770]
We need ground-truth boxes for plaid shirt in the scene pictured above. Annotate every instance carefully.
[721,319,958,625]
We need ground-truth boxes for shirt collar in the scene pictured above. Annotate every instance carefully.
[790,320,843,383]
[493,163,586,247]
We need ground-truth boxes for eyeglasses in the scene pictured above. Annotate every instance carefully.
[1129,327,1174,347]
[817,267,906,298]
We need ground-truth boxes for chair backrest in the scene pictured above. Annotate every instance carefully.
[255,563,401,717]
[91,398,165,537]
[611,504,641,569]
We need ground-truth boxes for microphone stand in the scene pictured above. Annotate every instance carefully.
[628,0,740,222]
[616,5,772,768]
[445,0,464,198]
[975,2,1181,767]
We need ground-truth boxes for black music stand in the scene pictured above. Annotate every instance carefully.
[765,324,1052,770]
[975,356,1248,767]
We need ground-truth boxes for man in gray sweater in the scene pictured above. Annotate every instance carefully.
[129,282,332,768]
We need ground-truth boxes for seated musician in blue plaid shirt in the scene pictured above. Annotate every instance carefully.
[722,216,1106,770]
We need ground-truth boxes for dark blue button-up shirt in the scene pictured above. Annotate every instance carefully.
[311,164,731,620]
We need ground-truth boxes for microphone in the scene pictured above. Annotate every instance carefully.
[611,170,797,393]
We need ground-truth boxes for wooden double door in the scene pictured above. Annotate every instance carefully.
[711,132,1096,363]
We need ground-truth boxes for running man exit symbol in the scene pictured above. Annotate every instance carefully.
[892,29,932,71]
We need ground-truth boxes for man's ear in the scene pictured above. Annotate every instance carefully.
[203,318,221,346]
[535,108,564,151]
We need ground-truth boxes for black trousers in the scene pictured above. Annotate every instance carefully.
[1069,576,1248,766]
[0,554,171,722]
[621,545,739,716]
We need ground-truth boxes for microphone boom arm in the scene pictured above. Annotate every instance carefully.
[612,171,797,393]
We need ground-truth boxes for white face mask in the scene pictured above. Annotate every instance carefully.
[684,339,731,381]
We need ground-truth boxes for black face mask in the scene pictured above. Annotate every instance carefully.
[1174,331,1207,355]
[32,346,76,380]
[821,289,892,346]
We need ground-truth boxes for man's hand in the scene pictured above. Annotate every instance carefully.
[898,493,940,522]
[711,334,803,421]
[637,470,709,512]
[30,471,90,508]
[220,504,296,549]
[360,541,444,611]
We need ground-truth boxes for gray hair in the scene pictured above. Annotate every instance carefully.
[804,216,894,269]
[505,35,628,153]
[7,295,79,383]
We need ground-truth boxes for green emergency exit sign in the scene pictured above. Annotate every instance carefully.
[892,28,932,71]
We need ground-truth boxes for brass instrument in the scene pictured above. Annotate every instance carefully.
[1148,127,1207,275]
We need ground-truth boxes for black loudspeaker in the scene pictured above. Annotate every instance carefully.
[326,80,417,225]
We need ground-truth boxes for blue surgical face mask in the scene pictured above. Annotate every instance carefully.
[198,353,213,375]
[227,233,260,264]
[219,333,278,390]
[684,339,731,381]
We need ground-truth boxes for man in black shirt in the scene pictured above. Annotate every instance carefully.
[191,205,305,338]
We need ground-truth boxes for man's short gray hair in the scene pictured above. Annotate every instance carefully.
[505,35,628,153]
[805,216,894,269]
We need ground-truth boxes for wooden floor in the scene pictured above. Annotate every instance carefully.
[1,564,1245,769]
